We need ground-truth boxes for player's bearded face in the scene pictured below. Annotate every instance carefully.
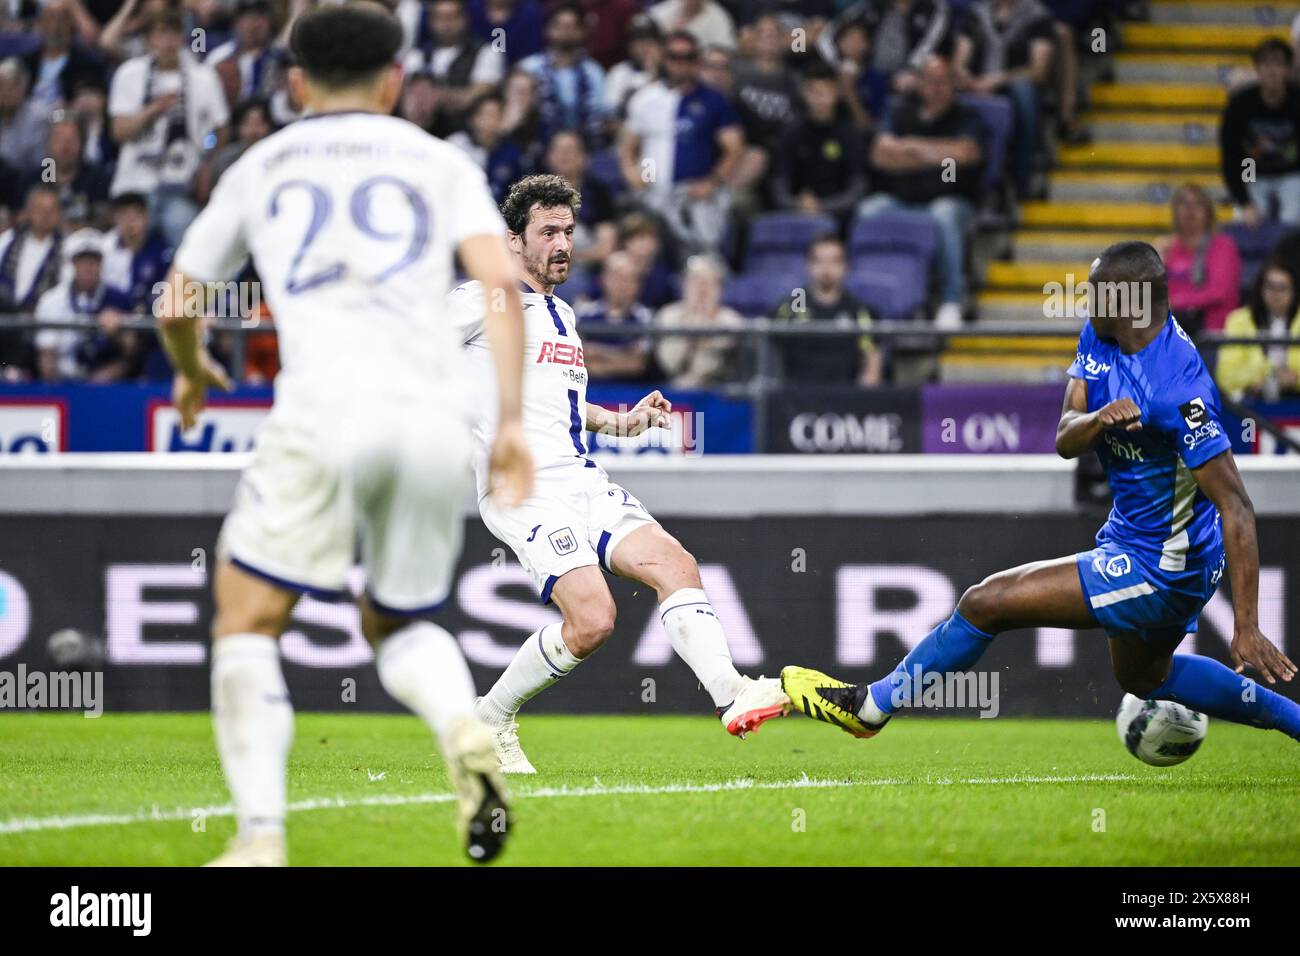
[521,208,574,286]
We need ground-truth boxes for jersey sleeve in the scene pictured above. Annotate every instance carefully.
[172,156,249,280]
[1065,322,1094,378]
[448,281,487,345]
[446,152,507,246]
[1151,368,1233,469]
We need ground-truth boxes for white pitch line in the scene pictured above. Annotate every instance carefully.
[0,772,1137,836]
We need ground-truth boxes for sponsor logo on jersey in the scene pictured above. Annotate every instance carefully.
[1103,431,1144,462]
[536,342,585,367]
[1179,397,1208,430]
[1075,352,1112,377]
[1092,552,1132,580]
[549,527,578,556]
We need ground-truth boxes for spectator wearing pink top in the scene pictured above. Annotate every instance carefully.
[1156,183,1242,334]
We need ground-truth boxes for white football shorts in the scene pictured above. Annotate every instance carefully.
[479,458,658,604]
[218,397,473,615]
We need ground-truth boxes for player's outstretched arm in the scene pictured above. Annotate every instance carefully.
[585,389,672,438]
[458,233,533,507]
[1192,451,1298,685]
[1055,376,1141,459]
[157,266,233,430]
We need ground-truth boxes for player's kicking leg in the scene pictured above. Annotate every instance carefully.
[608,524,790,737]
[787,551,1300,742]
[783,555,1095,737]
[204,561,299,867]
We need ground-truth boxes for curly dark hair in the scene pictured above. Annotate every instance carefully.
[500,174,582,236]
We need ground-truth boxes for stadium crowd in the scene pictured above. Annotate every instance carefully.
[0,0,1297,401]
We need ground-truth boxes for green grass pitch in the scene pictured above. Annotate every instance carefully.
[1,712,1296,866]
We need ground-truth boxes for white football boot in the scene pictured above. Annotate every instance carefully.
[718,675,792,738]
[443,715,511,864]
[475,698,538,774]
[203,832,287,867]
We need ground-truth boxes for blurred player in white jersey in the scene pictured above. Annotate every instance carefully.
[449,175,790,774]
[157,3,533,865]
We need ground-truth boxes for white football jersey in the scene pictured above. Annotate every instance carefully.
[174,111,505,418]
[450,279,596,498]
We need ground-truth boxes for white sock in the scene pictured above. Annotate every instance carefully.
[479,623,581,724]
[211,633,293,840]
[660,588,744,708]
[376,621,477,742]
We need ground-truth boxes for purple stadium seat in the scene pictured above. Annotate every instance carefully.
[747,212,838,256]
[847,254,930,322]
[848,211,938,265]
[723,270,804,317]
[960,94,1012,191]
[1222,220,1288,290]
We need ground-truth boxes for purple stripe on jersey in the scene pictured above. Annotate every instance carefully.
[567,388,586,455]
[544,295,567,336]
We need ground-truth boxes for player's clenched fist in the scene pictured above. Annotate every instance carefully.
[1096,397,1142,432]
[625,390,673,437]
[488,418,534,508]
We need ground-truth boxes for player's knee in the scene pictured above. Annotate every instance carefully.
[1114,663,1168,698]
[957,578,1004,632]
[567,600,617,656]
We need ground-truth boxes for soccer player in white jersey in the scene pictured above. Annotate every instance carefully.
[157,3,533,866]
[449,175,790,774]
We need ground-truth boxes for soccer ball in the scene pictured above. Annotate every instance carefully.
[1116,694,1207,767]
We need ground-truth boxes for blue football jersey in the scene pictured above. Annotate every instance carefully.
[1067,315,1232,578]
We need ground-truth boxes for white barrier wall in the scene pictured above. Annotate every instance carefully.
[0,454,1296,516]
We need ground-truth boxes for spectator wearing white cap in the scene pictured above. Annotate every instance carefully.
[35,227,136,382]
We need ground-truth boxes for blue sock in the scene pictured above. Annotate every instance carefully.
[1148,654,1300,742]
[868,610,995,716]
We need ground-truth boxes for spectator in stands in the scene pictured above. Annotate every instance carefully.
[827,18,891,129]
[207,0,285,108]
[448,91,528,203]
[108,9,230,245]
[575,0,642,71]
[954,0,1055,195]
[620,30,744,255]
[468,0,545,65]
[861,53,982,329]
[26,114,111,229]
[100,0,174,62]
[543,129,616,284]
[198,96,272,202]
[400,71,440,133]
[576,250,656,380]
[402,0,504,137]
[1217,261,1300,401]
[647,0,736,52]
[1045,0,1092,144]
[654,253,742,388]
[1156,183,1241,335]
[770,234,881,386]
[100,191,172,313]
[732,13,800,179]
[67,77,113,170]
[21,0,105,109]
[0,185,64,378]
[616,211,677,309]
[771,62,867,221]
[604,13,662,121]
[816,0,954,96]
[0,58,51,174]
[517,4,606,148]
[34,227,137,382]
[499,66,542,158]
[1221,38,1300,228]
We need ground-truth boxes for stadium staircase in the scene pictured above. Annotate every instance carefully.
[943,0,1295,383]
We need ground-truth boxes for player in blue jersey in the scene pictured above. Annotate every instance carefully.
[783,241,1300,743]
